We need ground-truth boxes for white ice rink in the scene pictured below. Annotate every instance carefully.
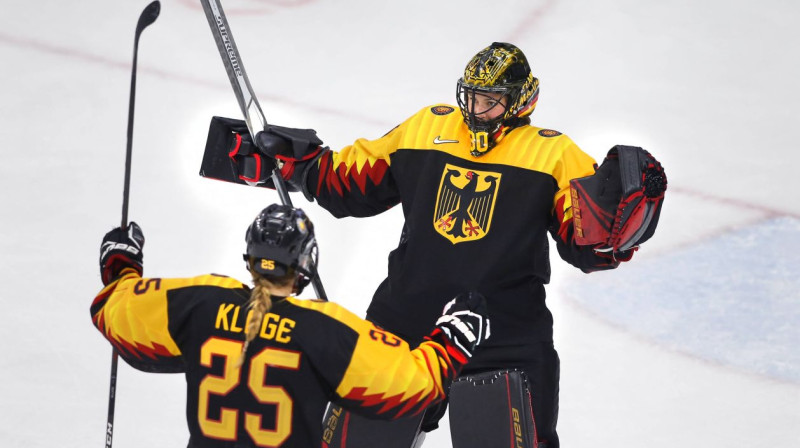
[1,0,798,447]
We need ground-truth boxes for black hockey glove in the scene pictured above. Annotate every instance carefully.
[435,290,491,358]
[255,125,330,200]
[99,222,144,285]
[255,125,324,161]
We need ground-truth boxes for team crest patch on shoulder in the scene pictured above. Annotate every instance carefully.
[433,164,501,244]
[538,129,562,137]
[431,105,455,115]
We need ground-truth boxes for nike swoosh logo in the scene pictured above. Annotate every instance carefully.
[433,136,459,145]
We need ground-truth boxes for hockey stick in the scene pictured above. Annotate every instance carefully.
[198,0,291,206]
[106,2,160,448]
[199,0,328,300]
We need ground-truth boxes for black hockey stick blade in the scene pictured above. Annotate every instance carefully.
[136,1,161,35]
[122,0,161,228]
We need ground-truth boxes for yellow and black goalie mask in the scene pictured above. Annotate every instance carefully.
[456,42,540,157]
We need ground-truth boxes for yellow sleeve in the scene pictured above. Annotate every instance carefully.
[310,108,435,217]
[90,268,244,372]
[551,138,597,241]
[287,298,462,419]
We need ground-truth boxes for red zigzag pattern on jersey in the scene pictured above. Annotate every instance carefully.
[316,152,390,197]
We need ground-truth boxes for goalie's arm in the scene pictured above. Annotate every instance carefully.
[255,117,408,218]
[548,144,630,273]
[199,115,404,218]
[303,131,403,218]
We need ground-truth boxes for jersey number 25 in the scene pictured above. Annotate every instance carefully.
[198,337,300,446]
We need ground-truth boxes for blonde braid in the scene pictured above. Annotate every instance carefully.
[236,274,274,368]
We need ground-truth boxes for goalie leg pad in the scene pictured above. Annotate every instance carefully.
[322,404,424,448]
[448,369,541,448]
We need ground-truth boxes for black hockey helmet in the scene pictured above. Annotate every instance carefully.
[456,42,540,157]
[244,204,318,294]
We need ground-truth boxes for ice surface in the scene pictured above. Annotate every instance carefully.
[1,0,798,447]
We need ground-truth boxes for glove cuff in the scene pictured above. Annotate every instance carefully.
[298,148,328,202]
[426,326,471,370]
[101,258,142,285]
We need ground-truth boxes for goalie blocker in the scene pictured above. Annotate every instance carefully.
[569,145,667,255]
[199,116,323,199]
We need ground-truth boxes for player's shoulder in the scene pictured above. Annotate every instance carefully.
[406,104,461,123]
[489,124,593,174]
[283,297,368,330]
[192,273,246,288]
[511,124,589,159]
[513,124,574,145]
[423,104,459,117]
[157,273,247,291]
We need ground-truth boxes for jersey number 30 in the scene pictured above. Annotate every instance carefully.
[198,337,300,446]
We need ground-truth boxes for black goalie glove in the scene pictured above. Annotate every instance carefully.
[99,222,144,285]
[255,125,324,163]
[569,145,667,254]
[435,290,491,358]
[254,125,328,200]
[198,116,328,201]
[200,116,280,189]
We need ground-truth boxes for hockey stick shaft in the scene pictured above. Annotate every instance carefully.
[199,0,327,300]
[199,0,291,207]
[107,3,161,448]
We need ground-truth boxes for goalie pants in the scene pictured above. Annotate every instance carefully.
[321,342,560,448]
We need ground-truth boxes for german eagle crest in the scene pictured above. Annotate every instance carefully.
[433,164,501,244]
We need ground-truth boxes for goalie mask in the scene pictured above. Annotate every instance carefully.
[457,42,540,157]
[244,204,318,294]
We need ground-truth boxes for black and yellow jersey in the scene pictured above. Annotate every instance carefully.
[90,268,465,448]
[304,105,621,362]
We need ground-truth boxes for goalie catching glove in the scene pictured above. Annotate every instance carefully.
[198,116,327,201]
[570,145,667,254]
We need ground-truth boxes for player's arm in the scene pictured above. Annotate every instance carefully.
[548,143,630,272]
[91,270,184,372]
[291,291,489,420]
[200,114,411,217]
[255,120,408,218]
[92,223,184,372]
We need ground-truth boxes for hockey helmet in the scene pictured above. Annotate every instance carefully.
[456,42,540,156]
[244,204,318,294]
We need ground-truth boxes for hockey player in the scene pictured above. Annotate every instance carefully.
[201,42,665,448]
[91,204,490,448]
